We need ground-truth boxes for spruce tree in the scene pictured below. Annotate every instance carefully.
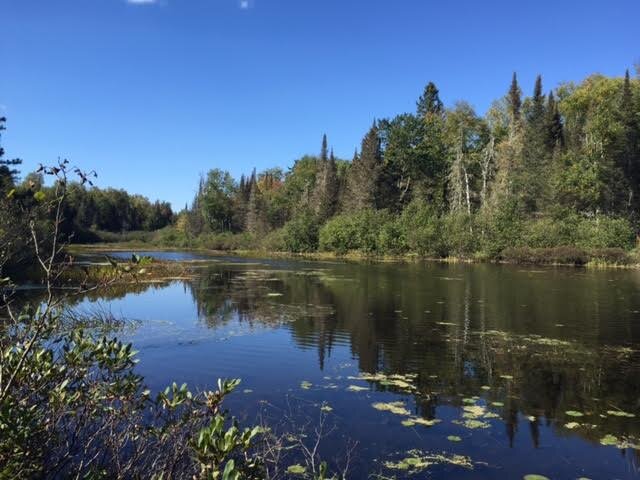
[545,91,564,150]
[312,146,339,221]
[620,70,639,184]
[320,134,328,162]
[245,174,261,234]
[0,117,22,196]
[346,123,382,210]
[519,75,549,212]
[417,82,444,118]
[507,72,522,125]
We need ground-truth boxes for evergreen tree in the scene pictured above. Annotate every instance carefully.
[620,69,639,191]
[245,174,262,234]
[519,75,550,212]
[0,117,22,196]
[346,123,382,210]
[507,73,522,127]
[312,148,339,221]
[545,91,564,150]
[417,82,444,118]
[320,134,328,162]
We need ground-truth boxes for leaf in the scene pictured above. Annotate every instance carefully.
[286,464,306,475]
[565,410,584,417]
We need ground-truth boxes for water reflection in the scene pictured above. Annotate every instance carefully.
[70,259,640,478]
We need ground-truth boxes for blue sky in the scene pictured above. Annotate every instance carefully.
[1,0,638,209]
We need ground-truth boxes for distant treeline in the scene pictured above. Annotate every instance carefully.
[158,69,640,261]
[0,125,173,271]
[2,67,640,263]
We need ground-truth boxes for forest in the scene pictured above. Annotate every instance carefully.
[2,68,640,266]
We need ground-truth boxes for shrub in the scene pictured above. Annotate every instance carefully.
[398,200,445,256]
[281,210,319,253]
[574,215,635,249]
[442,212,478,257]
[377,218,407,254]
[260,227,286,252]
[319,209,392,254]
[477,201,525,258]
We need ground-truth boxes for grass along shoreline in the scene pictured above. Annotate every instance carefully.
[68,243,640,269]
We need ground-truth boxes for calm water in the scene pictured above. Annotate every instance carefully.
[69,254,640,478]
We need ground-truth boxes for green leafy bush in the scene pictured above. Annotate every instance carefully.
[319,209,392,254]
[281,210,319,253]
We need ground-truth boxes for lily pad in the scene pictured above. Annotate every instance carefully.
[346,385,368,392]
[565,410,584,417]
[372,401,410,416]
[606,409,635,418]
[600,434,620,446]
[287,464,306,475]
[523,475,550,480]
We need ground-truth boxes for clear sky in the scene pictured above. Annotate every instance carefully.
[1,0,638,209]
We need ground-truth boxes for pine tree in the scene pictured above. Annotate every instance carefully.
[545,91,564,150]
[346,123,382,210]
[620,69,639,188]
[245,174,262,234]
[0,117,22,196]
[417,82,444,118]
[312,147,339,221]
[507,72,522,128]
[519,75,549,212]
[320,134,328,162]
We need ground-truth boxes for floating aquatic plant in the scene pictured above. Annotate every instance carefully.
[401,417,441,427]
[383,450,473,474]
[565,410,584,417]
[286,464,306,475]
[372,401,411,416]
[346,385,368,392]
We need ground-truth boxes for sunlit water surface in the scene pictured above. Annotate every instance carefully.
[66,252,640,479]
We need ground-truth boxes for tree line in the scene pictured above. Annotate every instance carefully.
[2,67,640,262]
[171,68,640,260]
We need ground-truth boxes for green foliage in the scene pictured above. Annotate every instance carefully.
[398,199,445,256]
[281,210,319,253]
[0,303,265,478]
[319,209,393,254]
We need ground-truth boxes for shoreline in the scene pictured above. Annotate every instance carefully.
[67,243,640,270]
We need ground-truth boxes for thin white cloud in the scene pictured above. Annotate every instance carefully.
[126,0,158,5]
[239,0,251,9]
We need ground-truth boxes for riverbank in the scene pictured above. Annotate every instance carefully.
[68,243,640,269]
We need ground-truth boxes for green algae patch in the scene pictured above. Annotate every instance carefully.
[447,435,462,442]
[300,381,312,390]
